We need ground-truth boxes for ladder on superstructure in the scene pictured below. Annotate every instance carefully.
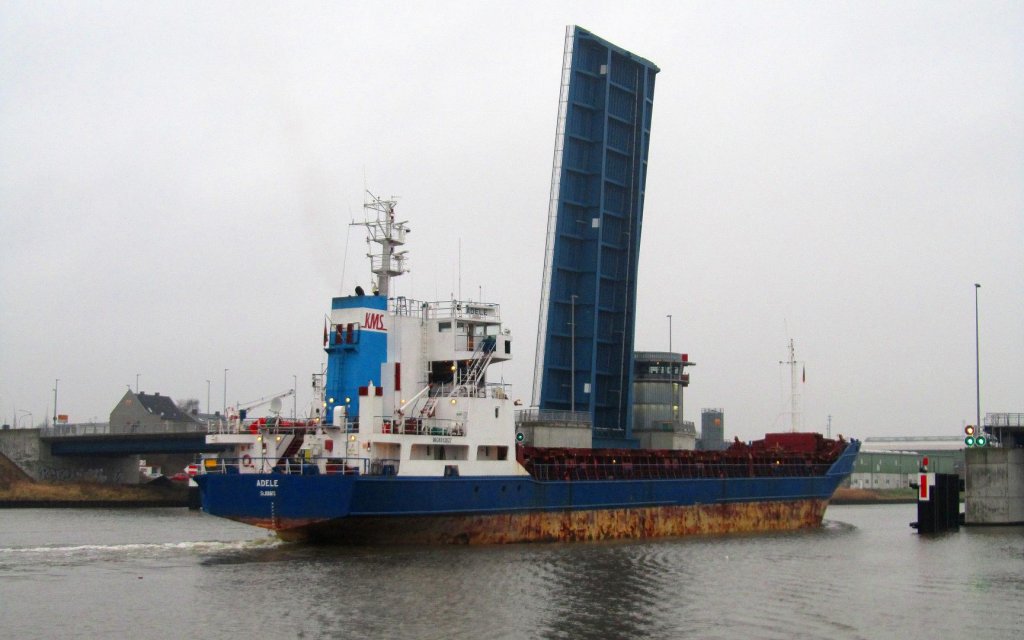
[453,340,496,395]
[418,305,434,416]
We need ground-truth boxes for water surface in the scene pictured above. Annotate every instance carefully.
[1,504,1020,639]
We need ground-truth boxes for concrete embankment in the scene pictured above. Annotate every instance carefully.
[0,481,189,508]
[1,452,188,507]
[1,443,189,508]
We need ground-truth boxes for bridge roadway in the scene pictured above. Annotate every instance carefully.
[40,423,231,456]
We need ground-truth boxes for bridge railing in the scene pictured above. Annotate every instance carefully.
[514,408,591,427]
[41,423,110,437]
[42,420,212,438]
[985,413,1024,428]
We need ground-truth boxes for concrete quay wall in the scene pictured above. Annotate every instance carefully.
[965,447,1024,525]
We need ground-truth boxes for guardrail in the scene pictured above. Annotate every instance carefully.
[41,421,210,437]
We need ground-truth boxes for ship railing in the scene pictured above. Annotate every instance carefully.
[201,455,369,476]
[206,417,347,435]
[392,297,500,322]
[525,460,834,482]
[429,383,510,400]
[379,416,466,437]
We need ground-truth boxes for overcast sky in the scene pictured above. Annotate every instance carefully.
[1,1,1021,442]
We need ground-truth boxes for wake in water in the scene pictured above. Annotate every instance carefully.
[0,536,283,569]
[820,517,858,533]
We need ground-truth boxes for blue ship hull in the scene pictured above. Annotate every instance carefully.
[196,440,859,544]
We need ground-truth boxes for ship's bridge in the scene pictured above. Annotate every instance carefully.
[392,296,511,364]
[384,296,513,404]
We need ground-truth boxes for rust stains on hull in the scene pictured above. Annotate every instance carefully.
[274,499,830,544]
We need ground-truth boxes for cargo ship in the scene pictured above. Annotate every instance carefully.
[195,194,859,543]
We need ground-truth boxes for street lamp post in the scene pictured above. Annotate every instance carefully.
[223,369,228,415]
[974,283,981,433]
[136,373,140,393]
[53,379,59,426]
[667,314,673,352]
[293,374,297,419]
[206,379,211,415]
[570,294,578,414]
[17,410,32,428]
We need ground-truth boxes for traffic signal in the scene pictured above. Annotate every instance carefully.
[964,425,976,447]
[964,425,988,447]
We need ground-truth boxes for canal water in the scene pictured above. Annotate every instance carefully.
[1,504,1021,639]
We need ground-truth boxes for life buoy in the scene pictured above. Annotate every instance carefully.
[242,454,253,468]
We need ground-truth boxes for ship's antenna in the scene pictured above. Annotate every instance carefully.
[339,206,354,295]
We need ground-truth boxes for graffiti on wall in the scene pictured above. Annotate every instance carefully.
[36,466,125,483]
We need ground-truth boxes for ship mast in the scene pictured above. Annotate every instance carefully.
[355,191,409,297]
[779,338,802,432]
